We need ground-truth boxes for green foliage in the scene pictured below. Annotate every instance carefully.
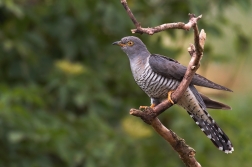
[0,0,251,167]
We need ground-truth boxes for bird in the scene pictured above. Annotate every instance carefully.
[113,36,234,154]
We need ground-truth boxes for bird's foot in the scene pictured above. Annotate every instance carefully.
[167,90,175,104]
[139,104,155,110]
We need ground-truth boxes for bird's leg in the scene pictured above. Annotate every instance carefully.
[139,98,160,110]
[150,103,156,108]
[167,90,175,104]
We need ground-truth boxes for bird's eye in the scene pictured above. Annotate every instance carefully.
[127,41,134,46]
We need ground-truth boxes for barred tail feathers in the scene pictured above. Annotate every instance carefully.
[178,86,234,153]
[187,110,234,153]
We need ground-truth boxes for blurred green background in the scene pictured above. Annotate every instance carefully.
[0,0,252,167]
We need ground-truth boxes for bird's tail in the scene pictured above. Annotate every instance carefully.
[187,110,234,154]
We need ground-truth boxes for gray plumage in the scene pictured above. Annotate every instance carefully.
[113,36,233,153]
[149,54,232,92]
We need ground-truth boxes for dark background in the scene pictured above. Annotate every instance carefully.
[0,0,252,166]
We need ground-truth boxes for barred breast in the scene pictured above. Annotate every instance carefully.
[133,63,179,99]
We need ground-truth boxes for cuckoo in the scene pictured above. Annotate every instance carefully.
[113,36,234,154]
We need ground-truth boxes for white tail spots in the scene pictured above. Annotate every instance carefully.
[225,150,233,154]
[218,128,223,134]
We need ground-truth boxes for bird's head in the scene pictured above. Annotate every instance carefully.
[112,36,150,60]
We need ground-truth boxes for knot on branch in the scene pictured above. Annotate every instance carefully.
[130,99,174,125]
[130,108,157,124]
[170,129,196,157]
[184,14,202,30]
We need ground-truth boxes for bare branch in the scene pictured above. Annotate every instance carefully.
[151,118,202,167]
[120,0,141,29]
[121,0,202,35]
[172,29,206,103]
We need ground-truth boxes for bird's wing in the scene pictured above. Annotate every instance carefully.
[189,85,231,110]
[149,54,232,92]
[200,93,231,110]
[189,85,207,110]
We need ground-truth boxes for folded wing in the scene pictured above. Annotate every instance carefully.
[149,54,232,92]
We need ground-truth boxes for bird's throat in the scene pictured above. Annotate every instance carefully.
[129,56,149,80]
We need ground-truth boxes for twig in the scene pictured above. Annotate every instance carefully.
[120,1,206,166]
[121,0,202,35]
[120,0,141,29]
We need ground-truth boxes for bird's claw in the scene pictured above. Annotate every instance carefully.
[168,90,175,104]
[139,104,155,110]
[139,106,148,110]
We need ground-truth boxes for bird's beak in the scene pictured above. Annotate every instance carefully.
[112,41,125,47]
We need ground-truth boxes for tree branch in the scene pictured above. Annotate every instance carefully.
[121,0,202,35]
[121,1,206,166]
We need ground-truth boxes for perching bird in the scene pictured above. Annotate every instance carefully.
[113,36,234,154]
